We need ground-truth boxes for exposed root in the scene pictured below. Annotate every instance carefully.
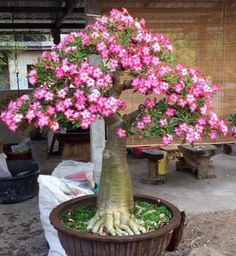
[87,210,146,236]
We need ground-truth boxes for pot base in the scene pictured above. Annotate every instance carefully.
[50,195,182,256]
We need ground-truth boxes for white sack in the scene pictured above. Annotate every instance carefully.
[38,175,93,256]
[0,153,11,178]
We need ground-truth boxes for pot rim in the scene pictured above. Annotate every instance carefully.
[0,169,40,181]
[50,194,181,243]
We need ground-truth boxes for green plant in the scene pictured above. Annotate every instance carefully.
[1,8,228,236]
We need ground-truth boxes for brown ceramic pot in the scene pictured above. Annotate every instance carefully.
[50,194,182,256]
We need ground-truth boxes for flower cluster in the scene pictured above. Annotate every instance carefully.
[126,63,228,145]
[0,8,229,145]
[232,127,236,143]
[1,60,124,131]
[228,114,236,143]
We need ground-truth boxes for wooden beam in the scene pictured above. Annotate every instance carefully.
[55,0,81,28]
[85,0,102,24]
[0,31,53,35]
[102,7,227,15]
[0,23,85,29]
[0,6,84,13]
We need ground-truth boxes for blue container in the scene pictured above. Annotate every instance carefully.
[92,183,99,194]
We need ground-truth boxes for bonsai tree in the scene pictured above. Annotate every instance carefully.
[1,9,228,236]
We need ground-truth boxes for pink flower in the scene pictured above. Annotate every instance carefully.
[197,117,206,126]
[28,70,38,86]
[165,108,176,117]
[210,131,217,140]
[49,52,59,62]
[142,115,152,124]
[159,118,167,127]
[152,42,160,52]
[186,130,201,143]
[167,94,178,104]
[47,106,56,115]
[55,67,65,79]
[57,89,67,99]
[88,89,100,102]
[13,114,23,123]
[174,127,182,137]
[38,115,49,128]
[218,120,228,136]
[162,134,173,145]
[175,82,185,93]
[144,98,156,109]
[26,110,36,122]
[177,98,187,108]
[232,126,236,134]
[50,121,59,131]
[200,105,207,115]
[108,59,119,69]
[34,88,45,100]
[117,128,127,138]
[44,92,54,101]
[136,121,145,130]
[20,95,29,101]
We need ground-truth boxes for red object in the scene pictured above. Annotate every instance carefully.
[65,172,88,182]
[131,146,160,158]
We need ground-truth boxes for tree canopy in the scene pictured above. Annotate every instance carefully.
[1,8,228,145]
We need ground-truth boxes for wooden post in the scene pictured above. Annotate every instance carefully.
[85,0,102,24]
[51,28,61,44]
[88,55,105,183]
[142,149,165,185]
[86,1,103,183]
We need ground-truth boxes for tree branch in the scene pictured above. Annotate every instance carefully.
[105,114,122,127]
[108,70,133,98]
[123,80,133,89]
[122,104,145,125]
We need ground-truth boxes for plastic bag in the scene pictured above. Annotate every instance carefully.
[11,137,31,154]
[38,175,93,256]
[52,160,95,189]
[0,153,12,178]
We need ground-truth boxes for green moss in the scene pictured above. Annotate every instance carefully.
[61,204,96,233]
[134,201,172,232]
[61,201,172,234]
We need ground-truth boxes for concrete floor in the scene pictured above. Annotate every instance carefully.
[130,153,236,213]
[0,152,236,255]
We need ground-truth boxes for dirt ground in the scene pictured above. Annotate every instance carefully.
[166,210,236,256]
[0,196,235,256]
[1,153,236,255]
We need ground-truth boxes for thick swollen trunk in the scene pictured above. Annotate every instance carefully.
[97,121,133,214]
[87,119,146,236]
[86,70,146,235]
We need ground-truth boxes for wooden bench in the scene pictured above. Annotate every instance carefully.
[160,145,182,159]
[176,145,217,179]
[49,132,90,161]
[142,149,165,184]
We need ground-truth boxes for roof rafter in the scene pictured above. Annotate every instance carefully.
[0,23,85,29]
[55,0,81,28]
[0,6,84,13]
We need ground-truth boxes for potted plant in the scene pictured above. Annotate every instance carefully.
[0,8,228,256]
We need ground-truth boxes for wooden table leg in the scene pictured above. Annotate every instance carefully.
[142,159,165,185]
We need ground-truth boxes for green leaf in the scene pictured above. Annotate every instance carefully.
[163,73,178,85]
[228,113,236,125]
